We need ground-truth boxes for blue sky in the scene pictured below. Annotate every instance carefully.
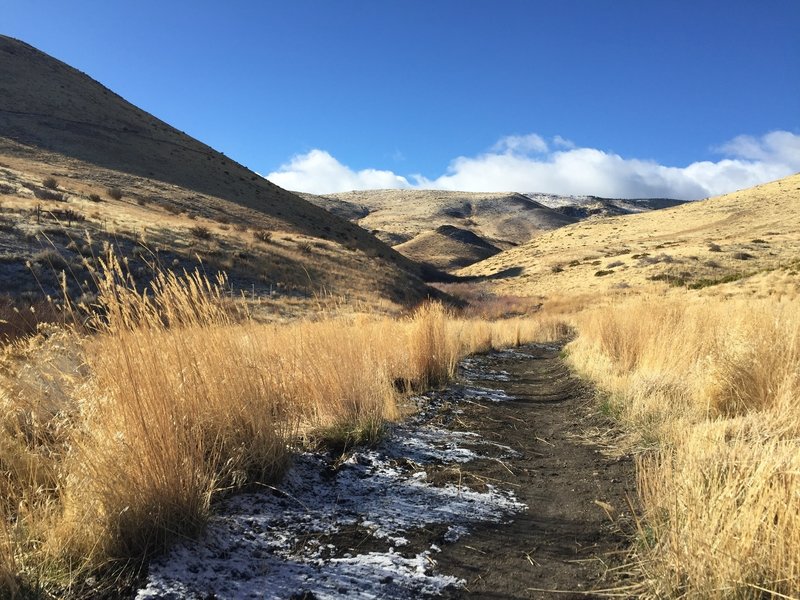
[4,0,800,198]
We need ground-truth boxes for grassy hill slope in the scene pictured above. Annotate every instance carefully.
[458,174,800,299]
[395,225,502,270]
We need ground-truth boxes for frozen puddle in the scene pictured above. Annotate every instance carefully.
[463,386,512,403]
[137,351,527,599]
[459,355,515,403]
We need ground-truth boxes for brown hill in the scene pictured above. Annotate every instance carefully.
[0,35,440,313]
[457,174,800,300]
[302,189,577,269]
[395,225,502,270]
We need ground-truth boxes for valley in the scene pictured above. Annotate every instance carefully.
[1,29,798,600]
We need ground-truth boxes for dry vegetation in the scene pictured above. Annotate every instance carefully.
[444,174,800,597]
[565,294,799,598]
[0,152,438,314]
[0,255,562,597]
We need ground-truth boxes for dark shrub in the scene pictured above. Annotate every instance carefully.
[253,229,273,243]
[189,225,213,240]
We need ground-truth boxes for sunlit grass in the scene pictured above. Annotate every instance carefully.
[567,295,800,598]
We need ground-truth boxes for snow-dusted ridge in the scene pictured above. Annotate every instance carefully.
[525,192,686,216]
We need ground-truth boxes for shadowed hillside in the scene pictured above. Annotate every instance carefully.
[395,224,502,270]
[0,35,442,314]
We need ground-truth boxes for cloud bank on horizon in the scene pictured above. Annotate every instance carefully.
[267,131,800,199]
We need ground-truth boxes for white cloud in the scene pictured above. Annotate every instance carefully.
[716,130,800,165]
[267,149,411,194]
[552,135,575,149]
[267,131,800,199]
[491,133,549,154]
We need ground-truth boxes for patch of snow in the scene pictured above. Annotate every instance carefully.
[523,192,595,208]
[385,425,480,463]
[137,548,461,600]
[443,525,469,543]
[463,386,512,403]
[459,356,512,382]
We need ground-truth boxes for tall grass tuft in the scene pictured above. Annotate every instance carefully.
[0,510,18,598]
[406,302,459,389]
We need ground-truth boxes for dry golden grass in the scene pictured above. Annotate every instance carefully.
[0,514,17,599]
[566,295,800,598]
[0,255,561,595]
[0,295,64,342]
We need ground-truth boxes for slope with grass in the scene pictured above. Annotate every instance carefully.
[394,224,502,270]
[0,35,441,318]
[302,189,578,261]
[459,173,800,298]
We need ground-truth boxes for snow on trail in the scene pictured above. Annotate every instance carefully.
[136,351,527,599]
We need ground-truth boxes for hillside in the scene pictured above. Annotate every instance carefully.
[395,224,501,270]
[304,189,577,246]
[457,174,800,299]
[0,35,439,314]
[302,189,576,267]
[303,189,686,272]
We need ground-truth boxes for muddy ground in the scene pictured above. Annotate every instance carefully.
[434,344,636,599]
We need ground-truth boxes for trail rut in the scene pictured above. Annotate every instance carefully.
[435,343,636,599]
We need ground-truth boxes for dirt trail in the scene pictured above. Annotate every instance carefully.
[434,343,636,599]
